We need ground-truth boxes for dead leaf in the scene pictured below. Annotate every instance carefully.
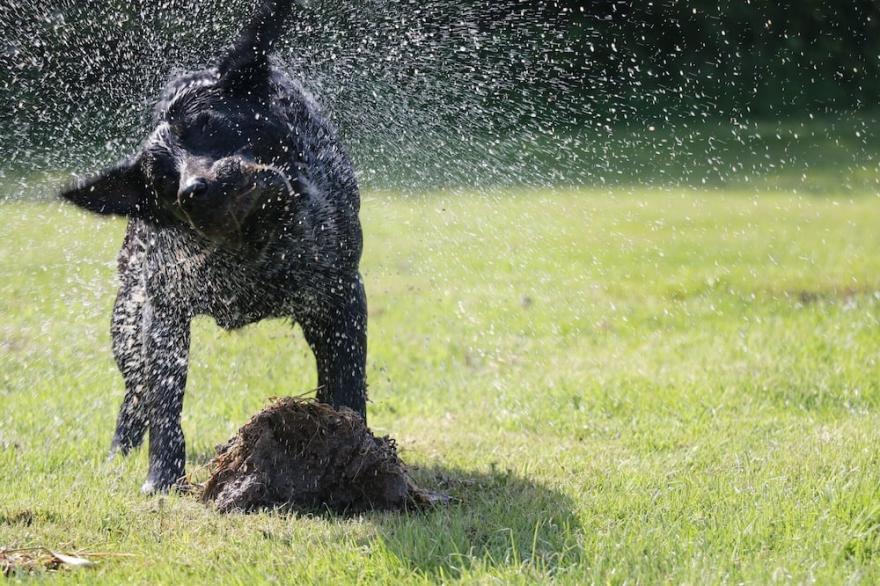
[0,546,130,576]
[49,551,95,568]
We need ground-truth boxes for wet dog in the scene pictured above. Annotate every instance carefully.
[59,0,367,493]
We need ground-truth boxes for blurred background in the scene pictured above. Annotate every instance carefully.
[0,0,878,193]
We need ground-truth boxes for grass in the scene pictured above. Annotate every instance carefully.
[1,184,879,583]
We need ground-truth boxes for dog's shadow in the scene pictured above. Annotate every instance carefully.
[368,464,584,578]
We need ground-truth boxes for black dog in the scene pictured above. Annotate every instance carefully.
[59,0,367,493]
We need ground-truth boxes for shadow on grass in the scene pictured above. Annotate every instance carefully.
[187,442,583,578]
[370,464,583,579]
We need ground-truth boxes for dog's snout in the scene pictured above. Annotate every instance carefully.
[179,177,208,201]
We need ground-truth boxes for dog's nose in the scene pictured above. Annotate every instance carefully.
[179,177,208,202]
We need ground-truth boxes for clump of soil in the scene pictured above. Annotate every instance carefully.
[199,397,442,513]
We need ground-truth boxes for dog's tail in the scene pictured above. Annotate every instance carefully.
[218,0,295,90]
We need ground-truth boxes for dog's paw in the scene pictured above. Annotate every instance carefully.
[141,476,190,495]
[142,463,187,495]
[110,424,147,458]
[108,439,132,461]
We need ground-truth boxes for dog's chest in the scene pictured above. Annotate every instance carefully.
[133,225,294,329]
[196,259,283,329]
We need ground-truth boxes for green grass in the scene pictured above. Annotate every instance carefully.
[1,185,880,583]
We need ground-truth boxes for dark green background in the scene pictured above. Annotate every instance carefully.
[1,0,878,189]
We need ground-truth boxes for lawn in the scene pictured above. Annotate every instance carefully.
[1,185,879,583]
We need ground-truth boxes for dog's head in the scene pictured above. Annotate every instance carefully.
[60,0,297,243]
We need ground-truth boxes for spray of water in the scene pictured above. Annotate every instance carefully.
[2,1,878,196]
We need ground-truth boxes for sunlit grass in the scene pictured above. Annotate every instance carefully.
[1,187,879,583]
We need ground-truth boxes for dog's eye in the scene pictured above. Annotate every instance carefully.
[181,111,241,149]
[194,112,213,132]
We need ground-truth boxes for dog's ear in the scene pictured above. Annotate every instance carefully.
[59,159,149,216]
[218,0,294,91]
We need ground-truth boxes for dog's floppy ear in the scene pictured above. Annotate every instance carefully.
[59,159,148,216]
[217,0,294,91]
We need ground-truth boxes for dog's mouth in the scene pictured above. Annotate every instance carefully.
[173,162,295,243]
[223,163,297,239]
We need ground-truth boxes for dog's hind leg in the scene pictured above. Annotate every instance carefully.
[300,272,368,420]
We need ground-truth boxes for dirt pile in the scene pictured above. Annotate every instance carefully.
[199,398,441,513]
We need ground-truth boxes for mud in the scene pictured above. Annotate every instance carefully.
[199,398,441,513]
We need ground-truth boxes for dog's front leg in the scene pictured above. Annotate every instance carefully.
[110,267,150,456]
[140,300,191,494]
[300,272,368,420]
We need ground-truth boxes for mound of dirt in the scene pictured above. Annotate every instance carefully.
[199,398,442,513]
